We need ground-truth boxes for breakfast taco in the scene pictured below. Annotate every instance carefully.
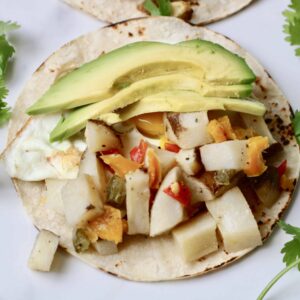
[63,0,254,25]
[2,17,299,281]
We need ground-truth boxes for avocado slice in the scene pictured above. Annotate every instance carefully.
[179,40,256,84]
[27,40,255,115]
[50,88,265,142]
[101,91,266,124]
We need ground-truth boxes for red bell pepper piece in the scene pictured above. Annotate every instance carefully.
[163,181,191,207]
[164,142,181,153]
[130,139,148,163]
[277,160,287,178]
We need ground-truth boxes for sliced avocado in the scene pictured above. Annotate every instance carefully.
[51,87,265,142]
[27,40,255,115]
[49,74,203,141]
[101,91,266,124]
[179,40,256,84]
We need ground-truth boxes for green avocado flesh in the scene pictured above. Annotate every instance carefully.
[27,40,255,115]
[50,89,265,142]
[105,91,266,123]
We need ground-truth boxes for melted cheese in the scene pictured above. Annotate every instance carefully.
[3,115,86,181]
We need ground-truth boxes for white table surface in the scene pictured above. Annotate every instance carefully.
[0,0,299,299]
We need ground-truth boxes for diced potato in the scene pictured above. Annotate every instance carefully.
[182,173,214,203]
[120,128,160,158]
[93,240,118,256]
[62,174,103,226]
[206,187,262,253]
[150,167,185,237]
[28,230,59,272]
[85,120,120,152]
[241,114,276,144]
[176,149,201,175]
[172,212,218,261]
[200,140,247,171]
[164,112,213,149]
[45,179,67,214]
[120,128,143,158]
[125,169,150,235]
[145,147,176,177]
[80,150,107,201]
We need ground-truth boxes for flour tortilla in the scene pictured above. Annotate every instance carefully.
[7,17,299,281]
[62,0,254,25]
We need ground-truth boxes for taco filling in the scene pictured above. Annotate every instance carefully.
[2,24,299,279]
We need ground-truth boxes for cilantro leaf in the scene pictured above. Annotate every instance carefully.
[0,35,15,76]
[143,0,161,16]
[143,0,172,16]
[157,0,172,16]
[292,110,300,144]
[283,0,300,56]
[0,20,20,126]
[0,78,10,125]
[279,220,300,270]
[257,221,300,299]
[0,20,20,35]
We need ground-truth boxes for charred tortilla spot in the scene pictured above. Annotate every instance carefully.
[138,27,145,36]
[86,204,95,210]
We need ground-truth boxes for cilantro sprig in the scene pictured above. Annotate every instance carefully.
[257,221,300,299]
[143,0,172,16]
[292,110,300,144]
[0,20,20,125]
[283,0,300,56]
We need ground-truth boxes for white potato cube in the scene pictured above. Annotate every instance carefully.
[182,173,214,203]
[85,121,120,152]
[241,114,276,144]
[28,230,59,272]
[94,240,118,256]
[144,147,176,177]
[154,148,177,176]
[200,140,247,171]
[172,212,218,261]
[150,167,185,236]
[45,179,67,214]
[165,112,213,149]
[206,187,262,253]
[62,174,103,226]
[176,149,201,175]
[80,150,107,201]
[125,169,150,235]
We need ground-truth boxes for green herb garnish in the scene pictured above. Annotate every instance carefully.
[292,110,300,144]
[283,0,300,56]
[257,221,300,299]
[0,20,20,125]
[143,0,172,16]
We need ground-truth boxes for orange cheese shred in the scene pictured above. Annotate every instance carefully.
[87,205,123,244]
[244,136,269,177]
[101,154,141,177]
[147,148,162,189]
[207,116,237,143]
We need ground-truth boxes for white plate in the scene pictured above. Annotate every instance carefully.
[0,0,299,299]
